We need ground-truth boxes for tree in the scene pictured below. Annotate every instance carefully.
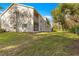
[51,3,79,33]
[46,18,50,25]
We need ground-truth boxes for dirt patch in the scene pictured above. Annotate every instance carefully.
[66,39,79,55]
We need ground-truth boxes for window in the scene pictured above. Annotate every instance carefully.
[22,24,27,28]
[14,24,16,29]
[34,22,39,31]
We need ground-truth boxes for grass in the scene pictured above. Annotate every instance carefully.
[0,32,78,56]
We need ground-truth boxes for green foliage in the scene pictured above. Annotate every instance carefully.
[64,24,79,34]
[46,18,50,25]
[51,3,79,33]
[69,27,76,33]
[0,29,6,33]
[53,23,59,32]
[75,25,79,34]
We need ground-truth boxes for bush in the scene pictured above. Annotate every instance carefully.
[69,25,79,34]
[0,29,6,33]
[75,26,79,34]
[69,27,75,33]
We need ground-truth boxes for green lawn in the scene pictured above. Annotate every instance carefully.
[0,32,79,56]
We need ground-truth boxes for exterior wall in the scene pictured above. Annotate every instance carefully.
[1,5,16,32]
[33,10,39,31]
[39,15,45,31]
[39,16,51,32]
[33,10,51,32]
[43,17,51,32]
[1,4,34,32]
[0,3,51,32]
[15,4,34,32]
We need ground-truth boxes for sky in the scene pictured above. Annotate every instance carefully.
[0,3,58,22]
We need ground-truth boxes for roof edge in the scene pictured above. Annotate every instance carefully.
[0,3,34,17]
[0,3,14,17]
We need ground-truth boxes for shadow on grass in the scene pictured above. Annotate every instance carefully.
[17,34,75,56]
[0,32,78,56]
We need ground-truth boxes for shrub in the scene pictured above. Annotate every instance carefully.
[0,29,6,33]
[69,27,75,33]
[75,26,79,34]
[69,25,79,34]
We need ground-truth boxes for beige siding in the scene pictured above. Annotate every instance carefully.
[1,4,34,32]
[0,3,51,32]
[39,16,50,32]
[16,5,34,32]
[1,5,16,32]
